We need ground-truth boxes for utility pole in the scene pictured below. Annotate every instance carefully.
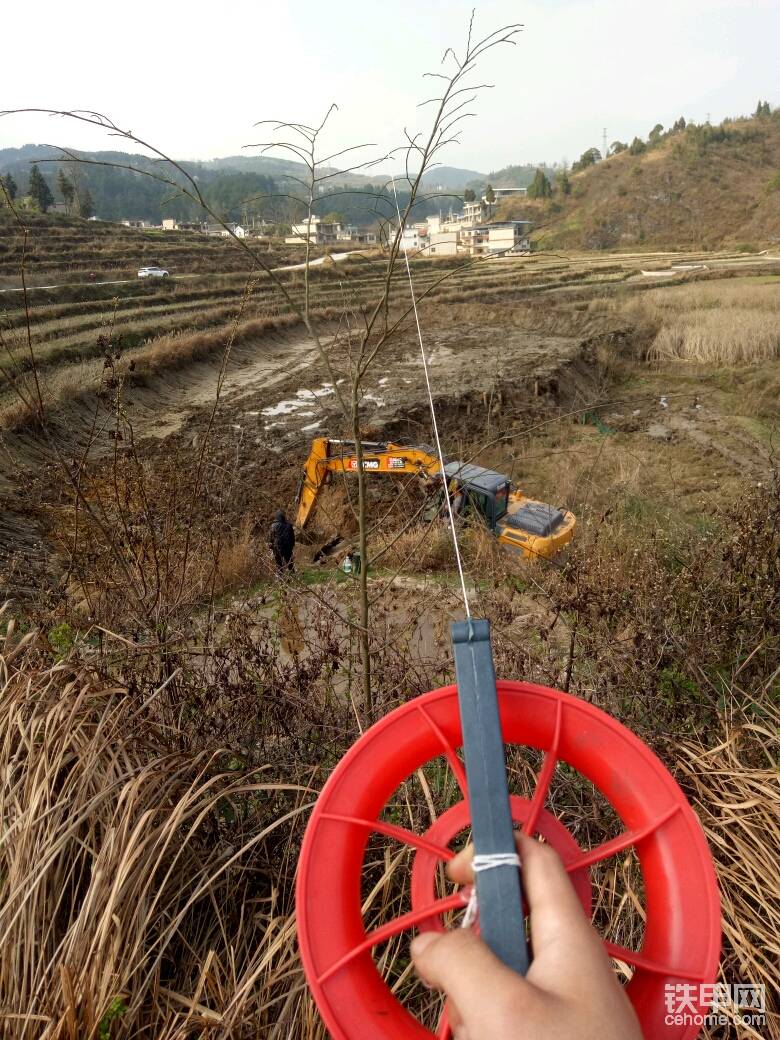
[602,127,607,158]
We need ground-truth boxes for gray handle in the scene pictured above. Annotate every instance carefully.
[451,618,530,975]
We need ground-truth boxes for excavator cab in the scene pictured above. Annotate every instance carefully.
[444,461,573,557]
[444,462,511,528]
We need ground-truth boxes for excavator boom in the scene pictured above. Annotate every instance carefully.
[296,438,441,529]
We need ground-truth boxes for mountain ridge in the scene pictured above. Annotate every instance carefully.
[497,112,780,250]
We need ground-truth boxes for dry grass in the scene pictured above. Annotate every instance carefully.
[0,606,319,1040]
[679,708,780,1039]
[625,281,780,364]
[648,309,780,364]
[373,522,455,572]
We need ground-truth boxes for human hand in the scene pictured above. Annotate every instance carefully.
[411,833,642,1040]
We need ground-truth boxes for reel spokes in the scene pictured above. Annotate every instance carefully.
[297,682,720,1039]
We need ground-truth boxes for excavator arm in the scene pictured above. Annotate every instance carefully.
[295,437,441,529]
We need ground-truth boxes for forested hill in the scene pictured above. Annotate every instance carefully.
[0,146,279,223]
[464,162,559,195]
[497,110,780,250]
[0,146,457,225]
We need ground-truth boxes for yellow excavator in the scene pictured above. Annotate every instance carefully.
[295,437,575,560]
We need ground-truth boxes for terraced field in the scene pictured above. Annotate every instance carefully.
[0,213,317,286]
[3,220,776,430]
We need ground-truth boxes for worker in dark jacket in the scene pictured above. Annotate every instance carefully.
[268,510,295,573]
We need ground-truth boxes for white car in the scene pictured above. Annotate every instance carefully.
[138,266,169,278]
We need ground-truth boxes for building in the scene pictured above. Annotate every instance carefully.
[286,216,341,245]
[459,224,489,255]
[336,225,378,244]
[460,221,532,256]
[426,231,459,256]
[162,218,179,231]
[486,221,532,253]
[398,222,429,253]
[491,187,527,201]
[205,222,246,238]
[462,199,490,225]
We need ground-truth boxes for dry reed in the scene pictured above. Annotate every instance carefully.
[679,706,780,1039]
[0,606,317,1040]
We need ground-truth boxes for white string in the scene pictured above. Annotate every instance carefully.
[461,853,521,929]
[389,176,471,618]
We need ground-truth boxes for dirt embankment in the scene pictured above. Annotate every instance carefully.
[0,310,601,600]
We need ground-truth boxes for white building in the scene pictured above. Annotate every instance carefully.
[426,231,459,256]
[286,216,341,245]
[460,221,532,256]
[491,187,528,201]
[336,225,378,244]
[162,218,179,231]
[486,221,532,253]
[398,222,429,253]
[206,222,244,237]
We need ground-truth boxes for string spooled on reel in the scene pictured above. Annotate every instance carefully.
[296,181,721,1039]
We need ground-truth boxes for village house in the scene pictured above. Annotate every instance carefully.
[285,216,341,245]
[460,220,532,256]
[398,222,429,253]
[205,223,246,238]
[336,225,378,244]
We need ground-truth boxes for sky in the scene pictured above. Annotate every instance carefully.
[1,0,778,176]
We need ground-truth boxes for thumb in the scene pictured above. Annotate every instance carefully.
[412,928,532,1032]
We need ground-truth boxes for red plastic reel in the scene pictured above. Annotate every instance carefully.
[297,682,721,1039]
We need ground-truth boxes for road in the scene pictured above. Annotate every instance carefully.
[0,250,364,295]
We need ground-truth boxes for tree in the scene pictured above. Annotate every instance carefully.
[484,183,495,203]
[57,169,75,212]
[571,147,601,173]
[463,187,476,202]
[28,165,54,212]
[648,123,664,144]
[556,170,571,195]
[0,173,18,200]
[672,117,687,132]
[754,100,771,118]
[609,141,627,155]
[79,188,94,219]
[527,168,552,199]
[628,136,647,155]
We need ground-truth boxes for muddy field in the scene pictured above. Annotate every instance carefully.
[0,234,778,614]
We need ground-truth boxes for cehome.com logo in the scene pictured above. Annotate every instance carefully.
[664,983,766,1028]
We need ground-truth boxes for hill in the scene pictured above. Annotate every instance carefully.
[496,113,780,250]
[477,161,558,191]
[0,146,449,225]
[418,165,486,190]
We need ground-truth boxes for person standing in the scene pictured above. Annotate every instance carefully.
[268,510,295,573]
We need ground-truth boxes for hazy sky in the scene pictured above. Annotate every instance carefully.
[2,0,778,175]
